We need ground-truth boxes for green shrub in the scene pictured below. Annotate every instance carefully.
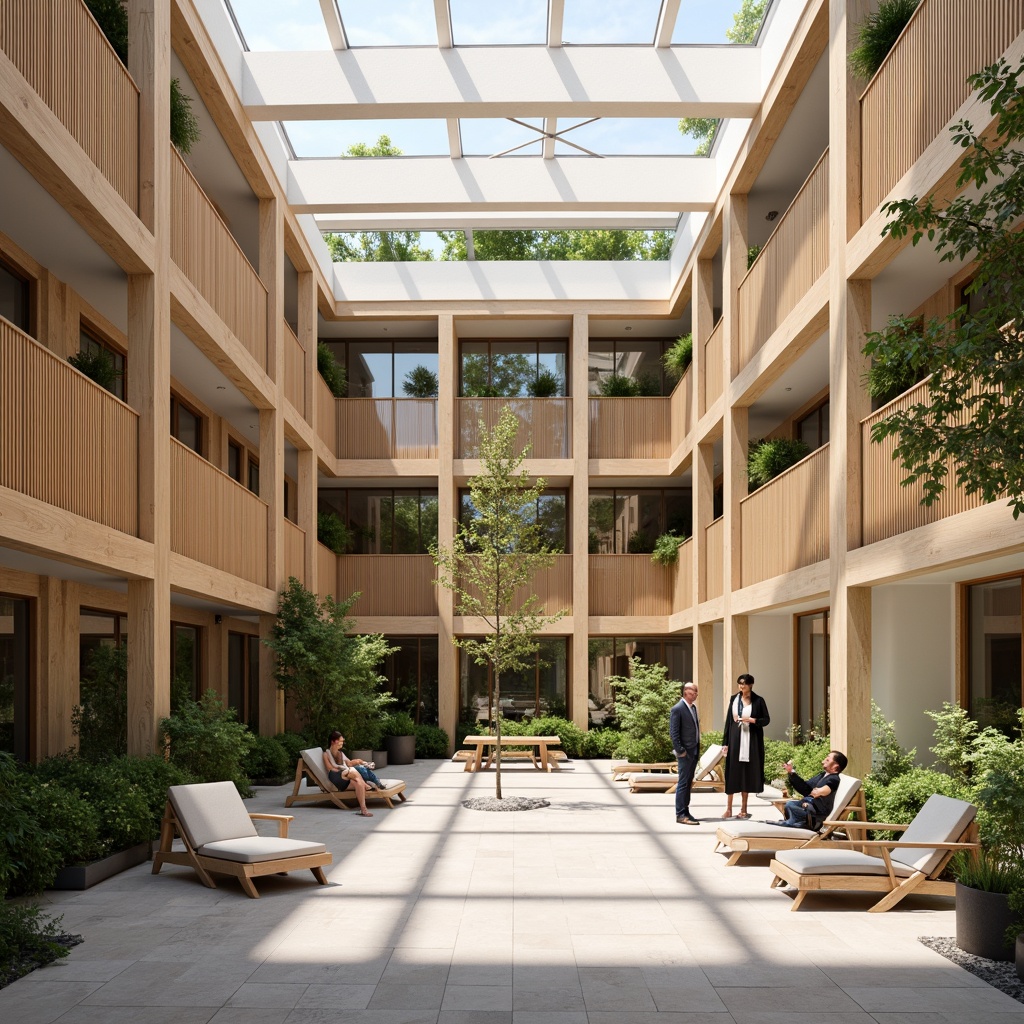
[170,78,201,154]
[383,711,416,737]
[926,701,982,785]
[317,510,352,555]
[848,0,920,79]
[455,721,479,747]
[650,532,686,566]
[401,365,439,398]
[528,368,561,397]
[663,334,693,379]
[747,437,811,488]
[870,700,916,785]
[864,350,918,403]
[746,243,763,269]
[31,782,103,865]
[522,716,585,758]
[627,529,655,554]
[160,690,255,795]
[700,729,723,756]
[788,735,833,780]
[103,755,194,828]
[86,0,128,64]
[864,767,969,840]
[72,642,128,760]
[0,754,63,897]
[317,341,347,397]
[67,349,120,393]
[275,731,309,763]
[247,734,291,780]
[580,728,623,758]
[414,724,450,758]
[600,372,660,397]
[763,738,798,783]
[0,902,76,987]
[608,658,679,763]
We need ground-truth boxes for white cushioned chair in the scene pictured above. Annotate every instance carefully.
[628,744,725,794]
[285,747,408,810]
[152,780,331,898]
[769,792,979,912]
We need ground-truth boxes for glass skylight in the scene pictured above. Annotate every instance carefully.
[561,0,661,45]
[551,118,697,156]
[227,0,329,51]
[284,120,450,158]
[449,0,547,45]
[337,0,437,46]
[673,0,760,44]
[459,119,546,158]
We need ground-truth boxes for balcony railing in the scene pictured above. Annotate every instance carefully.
[670,368,694,443]
[339,555,437,615]
[461,554,572,617]
[588,397,669,459]
[674,538,693,612]
[317,542,337,601]
[336,399,438,459]
[704,517,724,600]
[740,444,829,586]
[589,555,675,616]
[860,0,1024,219]
[315,375,336,453]
[170,152,267,370]
[458,398,570,459]
[703,320,724,412]
[738,150,829,369]
[283,518,305,586]
[282,321,306,418]
[861,380,990,545]
[0,319,138,535]
[170,439,267,586]
[1,0,139,211]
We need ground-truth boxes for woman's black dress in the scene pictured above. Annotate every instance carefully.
[722,692,771,794]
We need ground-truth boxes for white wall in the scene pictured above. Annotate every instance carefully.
[748,614,794,741]
[872,583,956,764]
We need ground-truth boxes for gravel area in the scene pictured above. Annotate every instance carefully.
[1,932,82,990]
[920,936,1024,1005]
[462,796,550,811]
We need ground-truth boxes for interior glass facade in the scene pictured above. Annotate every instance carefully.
[0,596,30,759]
[460,638,568,724]
[587,636,693,725]
[378,636,440,725]
[967,574,1022,732]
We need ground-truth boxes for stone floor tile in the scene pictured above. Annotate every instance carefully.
[440,984,513,1010]
[225,983,307,1008]
[845,985,1024,1013]
[367,982,446,1010]
[293,984,377,1009]
[0,980,104,1024]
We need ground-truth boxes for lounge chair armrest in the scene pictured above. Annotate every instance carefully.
[824,819,910,832]
[821,839,980,851]
[250,812,294,838]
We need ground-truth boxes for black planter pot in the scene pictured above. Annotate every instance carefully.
[385,734,416,765]
[52,841,152,891]
[1016,934,1024,981]
[956,882,1018,961]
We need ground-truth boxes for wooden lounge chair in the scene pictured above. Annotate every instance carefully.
[769,792,979,912]
[285,747,408,810]
[611,761,677,782]
[628,744,725,794]
[152,780,331,899]
[714,774,866,866]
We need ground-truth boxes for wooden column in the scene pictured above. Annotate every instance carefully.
[436,314,457,750]
[126,0,171,757]
[694,259,714,419]
[570,312,589,730]
[297,270,317,589]
[36,578,79,756]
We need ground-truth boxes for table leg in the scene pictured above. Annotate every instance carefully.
[539,743,551,772]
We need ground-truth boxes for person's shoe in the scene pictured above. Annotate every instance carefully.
[676,815,700,825]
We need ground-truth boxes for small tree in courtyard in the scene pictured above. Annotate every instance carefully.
[432,407,567,798]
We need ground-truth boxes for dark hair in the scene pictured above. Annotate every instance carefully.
[328,730,343,745]
[737,673,754,687]
[831,751,848,772]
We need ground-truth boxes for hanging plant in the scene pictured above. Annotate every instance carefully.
[663,334,693,380]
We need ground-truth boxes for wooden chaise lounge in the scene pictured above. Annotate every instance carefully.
[628,744,725,794]
[285,747,408,810]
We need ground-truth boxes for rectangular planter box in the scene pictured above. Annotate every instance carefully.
[52,841,152,891]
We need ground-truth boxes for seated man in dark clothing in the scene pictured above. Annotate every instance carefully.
[776,750,848,829]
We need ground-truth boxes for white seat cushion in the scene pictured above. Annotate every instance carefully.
[721,822,817,841]
[169,781,256,849]
[631,774,676,786]
[774,848,915,878]
[199,836,328,864]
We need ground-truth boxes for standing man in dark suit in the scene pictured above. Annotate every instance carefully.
[670,682,701,825]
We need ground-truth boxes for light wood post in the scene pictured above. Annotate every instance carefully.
[694,259,714,419]
[36,578,79,756]
[437,314,457,750]
[297,270,317,589]
[570,312,589,729]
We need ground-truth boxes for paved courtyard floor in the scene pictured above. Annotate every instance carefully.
[3,757,1022,1024]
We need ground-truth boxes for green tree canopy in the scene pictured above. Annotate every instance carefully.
[439,229,672,262]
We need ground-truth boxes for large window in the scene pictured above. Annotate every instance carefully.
[319,489,439,554]
[324,340,439,398]
[796,610,830,738]
[171,624,200,705]
[461,638,568,724]
[796,400,829,452]
[378,637,439,725]
[228,632,260,731]
[460,489,568,552]
[79,608,127,676]
[588,489,690,553]
[171,393,203,455]
[588,339,673,395]
[0,596,30,760]
[0,258,30,333]
[966,574,1022,731]
[588,636,693,726]
[80,326,126,401]
[460,340,567,397]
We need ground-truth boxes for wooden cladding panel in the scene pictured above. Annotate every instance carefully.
[737,150,829,368]
[861,0,1024,218]
[282,321,305,417]
[703,321,724,410]
[170,153,267,369]
[316,542,337,601]
[170,438,267,587]
[674,538,693,612]
[315,376,336,453]
[669,369,694,442]
[339,555,437,615]
[337,399,438,459]
[704,517,724,601]
[589,555,674,616]
[0,320,138,534]
[458,398,571,459]
[740,444,829,587]
[588,398,669,459]
[861,381,990,545]
[283,518,305,586]
[461,555,572,616]
[0,0,139,211]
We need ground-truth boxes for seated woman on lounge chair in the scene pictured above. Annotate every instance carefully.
[323,730,378,817]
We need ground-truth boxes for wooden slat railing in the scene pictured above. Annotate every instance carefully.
[340,555,437,615]
[861,379,990,545]
[315,375,337,454]
[283,518,305,585]
[461,554,572,616]
[669,367,694,444]
[588,397,670,458]
[458,398,571,459]
[589,554,674,616]
[860,0,1024,219]
[737,150,829,369]
[740,444,829,586]
[0,0,139,211]
[170,152,267,369]
[283,321,305,418]
[170,438,267,586]
[674,538,693,612]
[317,542,337,601]
[336,398,438,459]
[703,320,724,411]
[704,517,724,600]
[0,319,138,534]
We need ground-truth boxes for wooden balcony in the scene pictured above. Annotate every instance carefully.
[589,555,675,616]
[703,321,724,412]
[315,376,336,453]
[462,554,572,617]
[339,555,437,615]
[861,380,989,545]
[860,0,1024,220]
[674,538,693,612]
[704,517,724,601]
[336,399,438,459]
[588,397,669,459]
[670,368,694,444]
[1,0,139,211]
[317,542,337,601]
[737,150,829,369]
[458,398,570,459]
[170,152,267,369]
[282,518,305,586]
[0,319,138,535]
[740,445,829,587]
[282,321,306,418]
[170,439,267,587]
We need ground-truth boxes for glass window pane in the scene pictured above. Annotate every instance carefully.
[665,489,691,537]
[633,492,662,551]
[420,493,438,552]
[0,261,29,333]
[819,401,830,445]
[394,344,439,398]
[663,638,693,683]
[588,340,614,394]
[177,404,201,453]
[968,577,1022,731]
[537,494,567,552]
[587,638,616,724]
[460,650,491,724]
[348,490,391,553]
[588,492,614,553]
[227,633,245,716]
[348,342,393,397]
[246,635,260,732]
[172,625,199,705]
[392,495,420,553]
[538,639,567,717]
[491,342,536,398]
[537,341,568,396]
[616,343,664,395]
[461,341,490,396]
[0,596,30,759]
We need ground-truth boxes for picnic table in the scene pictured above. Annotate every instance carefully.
[461,735,562,773]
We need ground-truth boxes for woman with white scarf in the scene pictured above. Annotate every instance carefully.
[722,673,771,819]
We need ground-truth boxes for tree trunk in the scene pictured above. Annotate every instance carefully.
[494,667,502,799]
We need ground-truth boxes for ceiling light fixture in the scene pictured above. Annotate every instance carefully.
[766,210,779,222]
[624,326,632,331]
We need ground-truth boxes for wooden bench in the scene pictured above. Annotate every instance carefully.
[461,735,562,773]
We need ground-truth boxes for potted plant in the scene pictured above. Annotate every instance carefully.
[747,437,811,490]
[662,334,693,381]
[527,368,561,397]
[383,711,417,766]
[650,532,687,566]
[952,852,1024,962]
[317,341,347,397]
[317,510,352,555]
